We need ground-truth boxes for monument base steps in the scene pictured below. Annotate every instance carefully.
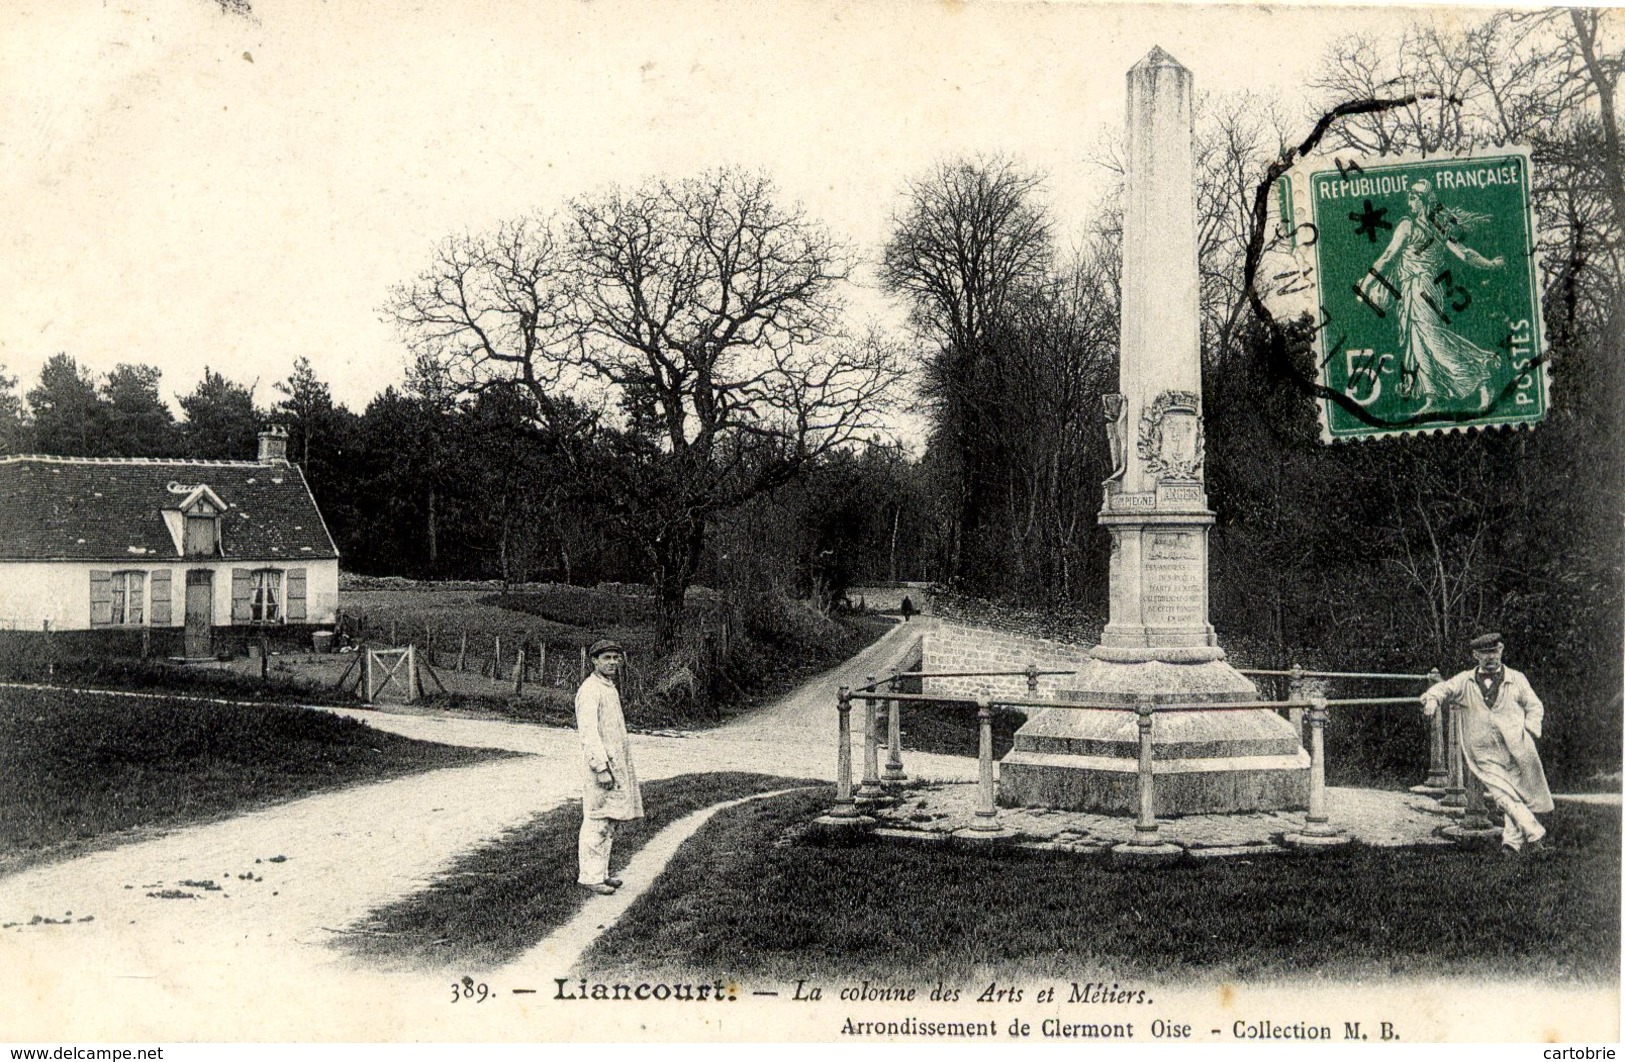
[998,657,1309,815]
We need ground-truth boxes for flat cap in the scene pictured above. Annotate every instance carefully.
[1469,632,1504,650]
[588,638,624,658]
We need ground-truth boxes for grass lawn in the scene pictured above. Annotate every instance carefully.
[584,791,1621,984]
[0,687,509,876]
[338,771,818,971]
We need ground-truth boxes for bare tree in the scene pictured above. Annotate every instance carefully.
[569,170,901,642]
[1310,14,1622,335]
[1195,93,1296,374]
[879,155,1054,587]
[387,168,903,645]
[386,215,581,413]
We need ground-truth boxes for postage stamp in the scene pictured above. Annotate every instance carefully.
[1273,148,1550,442]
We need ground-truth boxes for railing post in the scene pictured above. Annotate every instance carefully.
[968,697,1004,833]
[830,686,857,819]
[1287,663,1306,746]
[1132,702,1159,844]
[882,671,908,785]
[1442,701,1467,814]
[1285,697,1348,847]
[857,675,881,800]
[1112,702,1180,862]
[1419,667,1449,792]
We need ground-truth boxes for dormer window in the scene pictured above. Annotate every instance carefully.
[172,485,228,557]
[185,511,219,555]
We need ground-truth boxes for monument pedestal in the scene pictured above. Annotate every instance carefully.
[998,658,1309,814]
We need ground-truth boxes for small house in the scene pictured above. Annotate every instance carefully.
[0,428,339,657]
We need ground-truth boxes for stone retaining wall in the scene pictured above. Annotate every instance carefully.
[921,620,1094,705]
[928,590,1101,645]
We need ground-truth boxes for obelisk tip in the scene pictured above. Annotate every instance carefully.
[1132,45,1187,72]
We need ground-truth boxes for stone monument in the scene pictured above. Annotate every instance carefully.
[997,48,1309,814]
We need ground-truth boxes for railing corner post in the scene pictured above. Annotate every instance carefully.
[827,686,857,819]
[1418,666,1449,792]
[1442,700,1467,813]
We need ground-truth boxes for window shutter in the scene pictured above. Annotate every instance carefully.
[90,570,113,627]
[231,569,253,623]
[128,573,144,626]
[149,570,172,625]
[286,568,307,621]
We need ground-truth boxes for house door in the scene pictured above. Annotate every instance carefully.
[185,570,213,658]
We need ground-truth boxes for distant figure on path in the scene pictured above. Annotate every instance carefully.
[1422,632,1553,853]
[900,595,914,622]
[575,638,644,894]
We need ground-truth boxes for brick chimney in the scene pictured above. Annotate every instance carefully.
[258,425,290,464]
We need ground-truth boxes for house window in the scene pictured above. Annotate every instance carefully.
[110,571,145,626]
[251,569,283,623]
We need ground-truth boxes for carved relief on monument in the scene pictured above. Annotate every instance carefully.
[1102,393,1128,482]
[1136,389,1204,480]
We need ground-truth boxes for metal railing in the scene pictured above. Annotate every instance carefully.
[1239,665,1450,795]
[823,662,1492,849]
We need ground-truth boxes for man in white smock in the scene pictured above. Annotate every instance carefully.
[1422,632,1553,853]
[575,638,644,894]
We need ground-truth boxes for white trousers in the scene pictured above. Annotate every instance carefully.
[578,816,618,884]
[1493,793,1546,849]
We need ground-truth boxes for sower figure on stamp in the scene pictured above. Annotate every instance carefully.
[1422,632,1553,854]
[575,638,644,894]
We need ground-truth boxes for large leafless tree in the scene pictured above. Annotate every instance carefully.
[387,168,903,645]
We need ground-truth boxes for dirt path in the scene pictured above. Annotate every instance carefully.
[0,621,965,1039]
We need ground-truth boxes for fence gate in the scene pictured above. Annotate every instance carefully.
[364,646,418,704]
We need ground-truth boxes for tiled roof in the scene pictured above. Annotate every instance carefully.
[0,455,339,562]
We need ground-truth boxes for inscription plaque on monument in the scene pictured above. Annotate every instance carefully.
[1158,482,1203,505]
[1143,532,1203,626]
[1109,490,1157,511]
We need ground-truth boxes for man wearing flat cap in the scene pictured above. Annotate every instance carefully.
[1422,632,1553,853]
[575,638,643,894]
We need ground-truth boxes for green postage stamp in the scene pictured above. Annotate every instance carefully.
[1273,147,1549,442]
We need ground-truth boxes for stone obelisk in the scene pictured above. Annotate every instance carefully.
[997,48,1308,814]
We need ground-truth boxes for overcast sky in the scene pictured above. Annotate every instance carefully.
[0,0,1472,418]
